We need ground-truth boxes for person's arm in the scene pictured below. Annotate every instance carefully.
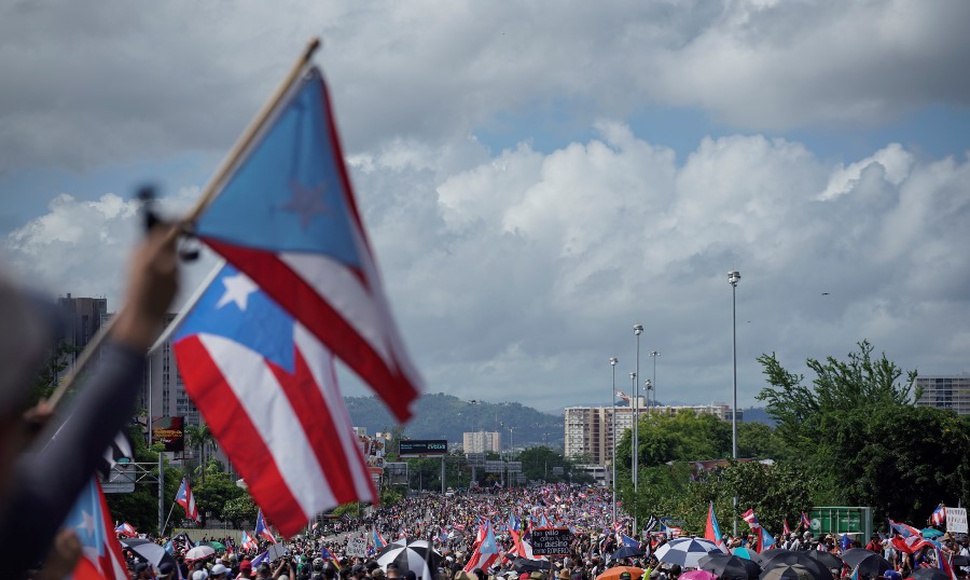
[0,226,178,575]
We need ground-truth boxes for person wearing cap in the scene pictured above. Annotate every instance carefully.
[238,560,254,579]
[193,570,210,580]
[0,225,180,578]
[211,564,230,579]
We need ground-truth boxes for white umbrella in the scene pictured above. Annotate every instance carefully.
[654,538,722,569]
[185,544,216,561]
[377,538,440,580]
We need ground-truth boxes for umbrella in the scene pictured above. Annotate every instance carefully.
[680,572,718,580]
[804,551,843,571]
[732,548,765,565]
[613,546,645,559]
[760,553,830,580]
[596,567,646,580]
[908,570,949,580]
[698,553,762,580]
[849,554,891,578]
[759,565,817,580]
[377,538,440,580]
[120,538,178,570]
[184,545,216,561]
[514,559,552,574]
[654,538,722,568]
[920,528,944,539]
[840,549,878,568]
[208,541,226,552]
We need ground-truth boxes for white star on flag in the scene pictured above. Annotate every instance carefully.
[216,273,258,311]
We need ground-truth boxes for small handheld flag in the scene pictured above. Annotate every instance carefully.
[175,477,200,522]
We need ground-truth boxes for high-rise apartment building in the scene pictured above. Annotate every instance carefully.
[463,431,501,453]
[56,294,108,367]
[915,374,970,415]
[144,313,201,429]
[564,401,736,466]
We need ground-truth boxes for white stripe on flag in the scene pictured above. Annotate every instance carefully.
[295,326,375,499]
[199,333,338,515]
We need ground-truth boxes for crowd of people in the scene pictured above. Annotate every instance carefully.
[118,484,969,580]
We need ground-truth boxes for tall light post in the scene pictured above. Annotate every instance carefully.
[649,351,661,411]
[633,323,643,535]
[610,356,618,526]
[644,379,652,416]
[728,269,741,536]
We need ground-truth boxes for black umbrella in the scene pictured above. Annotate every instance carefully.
[377,539,440,580]
[120,538,177,570]
[760,553,831,580]
[513,558,551,573]
[840,549,879,568]
[850,554,891,579]
[760,564,817,580]
[804,551,843,571]
[698,553,762,580]
[613,546,645,560]
[909,569,950,580]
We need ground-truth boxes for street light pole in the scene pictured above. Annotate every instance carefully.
[610,356,618,526]
[633,323,643,536]
[644,379,652,416]
[728,269,741,536]
[649,351,661,411]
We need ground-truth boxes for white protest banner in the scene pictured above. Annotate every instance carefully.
[347,535,369,557]
[947,507,967,534]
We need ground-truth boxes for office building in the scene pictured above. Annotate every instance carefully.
[463,431,501,454]
[915,374,970,415]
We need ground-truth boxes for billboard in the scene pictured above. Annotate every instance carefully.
[399,439,448,457]
[152,416,185,453]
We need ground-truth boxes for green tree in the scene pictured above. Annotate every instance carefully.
[194,463,245,524]
[185,424,216,483]
[755,340,970,522]
[223,494,258,528]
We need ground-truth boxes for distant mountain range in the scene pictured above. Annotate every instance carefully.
[346,393,775,450]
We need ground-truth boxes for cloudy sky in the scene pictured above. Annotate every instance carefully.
[2,1,968,414]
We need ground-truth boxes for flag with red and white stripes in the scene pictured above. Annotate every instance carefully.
[175,478,200,522]
[173,265,378,537]
[67,480,128,580]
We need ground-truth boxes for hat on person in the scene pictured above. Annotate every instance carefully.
[211,564,230,577]
[530,573,547,580]
[192,571,209,580]
[240,560,253,571]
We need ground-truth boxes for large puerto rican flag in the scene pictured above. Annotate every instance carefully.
[192,65,423,423]
[173,265,378,537]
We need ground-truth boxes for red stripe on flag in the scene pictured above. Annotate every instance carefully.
[267,347,373,504]
[175,336,309,533]
[203,240,418,422]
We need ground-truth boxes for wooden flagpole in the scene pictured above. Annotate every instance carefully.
[47,38,321,409]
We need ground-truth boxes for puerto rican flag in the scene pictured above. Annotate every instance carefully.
[255,509,277,544]
[782,519,791,535]
[67,480,128,580]
[173,265,378,537]
[931,505,946,527]
[800,512,811,530]
[742,509,761,529]
[241,530,258,552]
[175,478,200,522]
[889,519,922,539]
[463,520,500,573]
[113,522,137,537]
[192,65,423,423]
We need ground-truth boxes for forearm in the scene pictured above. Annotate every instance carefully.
[0,340,145,574]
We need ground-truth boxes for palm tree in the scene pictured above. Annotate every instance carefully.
[185,423,216,483]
